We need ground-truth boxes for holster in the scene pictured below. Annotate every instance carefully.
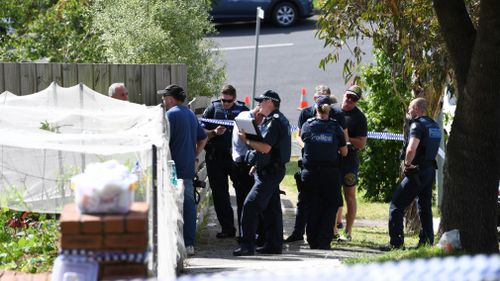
[294,170,304,192]
[404,166,421,187]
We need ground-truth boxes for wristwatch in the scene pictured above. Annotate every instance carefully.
[246,139,251,146]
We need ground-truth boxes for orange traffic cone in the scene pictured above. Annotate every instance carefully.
[244,95,250,106]
[297,87,309,110]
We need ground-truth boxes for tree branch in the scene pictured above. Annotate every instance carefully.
[432,0,476,90]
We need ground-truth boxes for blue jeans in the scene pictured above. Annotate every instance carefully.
[389,166,435,247]
[182,179,196,247]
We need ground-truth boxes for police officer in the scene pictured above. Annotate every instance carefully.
[385,97,441,250]
[300,96,347,249]
[233,90,291,256]
[202,85,249,238]
[286,85,347,242]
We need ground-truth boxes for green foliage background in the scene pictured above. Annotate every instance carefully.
[0,209,58,272]
[358,49,413,201]
[0,0,224,97]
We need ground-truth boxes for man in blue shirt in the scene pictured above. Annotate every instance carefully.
[158,84,207,256]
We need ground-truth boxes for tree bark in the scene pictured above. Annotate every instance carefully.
[433,0,500,253]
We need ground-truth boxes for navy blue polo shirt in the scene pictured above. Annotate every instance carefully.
[167,105,207,179]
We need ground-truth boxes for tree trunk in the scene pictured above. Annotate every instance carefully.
[434,0,500,253]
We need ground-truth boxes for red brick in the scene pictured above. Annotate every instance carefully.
[125,203,149,233]
[80,214,103,233]
[100,263,147,280]
[59,204,80,234]
[104,234,147,250]
[126,247,148,253]
[103,215,124,233]
[61,234,102,250]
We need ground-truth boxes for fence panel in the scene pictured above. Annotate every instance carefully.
[93,64,110,96]
[3,63,20,95]
[77,64,94,89]
[20,63,36,96]
[125,64,142,104]
[141,64,156,105]
[0,62,186,106]
[35,63,54,91]
[155,64,171,105]
[61,63,79,87]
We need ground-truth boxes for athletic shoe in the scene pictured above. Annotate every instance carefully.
[186,246,195,256]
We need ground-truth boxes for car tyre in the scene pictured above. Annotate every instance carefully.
[272,2,297,27]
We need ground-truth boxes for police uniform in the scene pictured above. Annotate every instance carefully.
[301,117,346,249]
[287,104,346,240]
[236,109,291,255]
[202,100,249,236]
[389,116,441,247]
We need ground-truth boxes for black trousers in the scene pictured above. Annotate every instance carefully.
[302,166,342,248]
[206,150,236,234]
[241,165,285,251]
[231,161,255,236]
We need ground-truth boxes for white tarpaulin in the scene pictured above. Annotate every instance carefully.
[0,82,165,213]
[0,82,186,278]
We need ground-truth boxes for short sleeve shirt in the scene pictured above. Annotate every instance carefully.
[167,105,207,179]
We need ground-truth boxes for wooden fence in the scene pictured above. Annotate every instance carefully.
[0,62,187,106]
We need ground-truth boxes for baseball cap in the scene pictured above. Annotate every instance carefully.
[315,95,332,106]
[157,84,186,100]
[254,90,281,103]
[345,85,362,100]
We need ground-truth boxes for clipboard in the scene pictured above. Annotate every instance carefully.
[234,115,263,141]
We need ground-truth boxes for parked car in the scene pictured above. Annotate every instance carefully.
[210,0,314,27]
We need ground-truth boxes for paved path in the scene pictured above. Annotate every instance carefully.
[181,189,382,276]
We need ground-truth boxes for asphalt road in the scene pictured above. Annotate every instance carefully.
[209,15,374,125]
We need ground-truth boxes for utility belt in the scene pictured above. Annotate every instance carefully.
[257,162,283,176]
[303,162,338,169]
[205,146,231,161]
[414,159,437,169]
[233,156,252,169]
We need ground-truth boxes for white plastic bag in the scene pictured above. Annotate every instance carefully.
[72,160,138,214]
[438,229,462,253]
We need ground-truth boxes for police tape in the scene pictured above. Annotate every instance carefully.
[199,118,404,141]
[199,117,446,158]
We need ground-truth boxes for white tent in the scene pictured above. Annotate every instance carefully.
[0,82,182,277]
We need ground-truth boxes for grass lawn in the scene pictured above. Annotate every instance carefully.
[283,157,440,221]
[282,157,452,264]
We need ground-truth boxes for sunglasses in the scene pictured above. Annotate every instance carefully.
[221,98,235,103]
[346,95,359,102]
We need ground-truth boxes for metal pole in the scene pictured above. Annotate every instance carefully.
[251,7,264,109]
[152,144,158,275]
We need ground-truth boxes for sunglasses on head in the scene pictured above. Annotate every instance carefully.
[221,98,235,103]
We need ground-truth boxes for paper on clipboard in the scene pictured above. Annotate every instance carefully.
[234,115,262,140]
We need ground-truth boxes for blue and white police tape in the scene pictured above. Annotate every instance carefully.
[59,249,148,263]
[199,118,404,142]
[200,117,446,158]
